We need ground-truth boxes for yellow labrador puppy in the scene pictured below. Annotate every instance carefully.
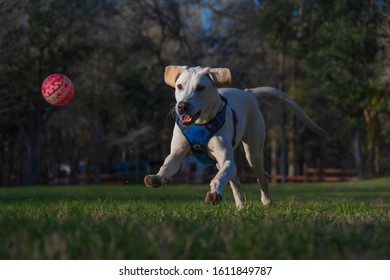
[144,66,327,209]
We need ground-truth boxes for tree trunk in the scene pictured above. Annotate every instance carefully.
[352,129,364,179]
[287,112,296,176]
[26,106,40,185]
[94,111,102,185]
[270,128,278,183]
[364,108,380,176]
[278,50,287,183]
[279,110,287,183]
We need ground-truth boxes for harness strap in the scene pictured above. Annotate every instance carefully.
[221,95,238,148]
[176,95,237,166]
[232,108,237,148]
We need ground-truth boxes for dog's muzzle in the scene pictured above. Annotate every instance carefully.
[177,101,201,125]
[179,111,201,126]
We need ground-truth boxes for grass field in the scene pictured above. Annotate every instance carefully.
[0,177,389,260]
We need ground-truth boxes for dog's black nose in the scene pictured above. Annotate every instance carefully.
[177,101,189,114]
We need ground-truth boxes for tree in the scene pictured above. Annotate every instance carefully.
[375,3,390,175]
[1,0,388,186]
[300,0,384,177]
[256,0,311,180]
[256,0,388,178]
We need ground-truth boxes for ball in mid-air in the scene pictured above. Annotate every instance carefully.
[41,73,74,106]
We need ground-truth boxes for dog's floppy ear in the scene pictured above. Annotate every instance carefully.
[209,68,232,88]
[164,65,186,88]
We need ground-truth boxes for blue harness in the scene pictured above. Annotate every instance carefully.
[176,96,237,166]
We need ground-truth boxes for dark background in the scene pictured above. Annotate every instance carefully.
[0,0,389,186]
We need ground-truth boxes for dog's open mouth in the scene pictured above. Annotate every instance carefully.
[179,111,201,126]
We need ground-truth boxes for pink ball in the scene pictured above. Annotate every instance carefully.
[41,74,74,106]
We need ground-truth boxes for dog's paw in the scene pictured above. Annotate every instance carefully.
[261,196,275,206]
[204,191,222,205]
[144,175,166,188]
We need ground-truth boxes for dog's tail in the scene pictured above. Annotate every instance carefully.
[246,87,329,138]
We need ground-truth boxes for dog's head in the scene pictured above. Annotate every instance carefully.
[164,65,231,125]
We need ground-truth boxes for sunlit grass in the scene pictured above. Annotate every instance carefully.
[0,178,389,259]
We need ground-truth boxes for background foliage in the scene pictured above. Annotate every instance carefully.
[0,0,389,186]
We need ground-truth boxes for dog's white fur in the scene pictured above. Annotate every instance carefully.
[144,66,327,208]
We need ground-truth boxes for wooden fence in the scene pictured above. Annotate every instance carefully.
[43,162,358,185]
[270,164,358,183]
[239,164,358,183]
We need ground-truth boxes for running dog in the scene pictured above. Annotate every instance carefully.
[144,66,327,208]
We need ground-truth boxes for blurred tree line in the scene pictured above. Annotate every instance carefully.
[0,0,389,186]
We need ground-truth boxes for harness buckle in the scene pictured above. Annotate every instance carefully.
[192,144,203,151]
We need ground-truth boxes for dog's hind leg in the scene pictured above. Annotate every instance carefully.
[243,131,273,205]
[242,141,273,206]
[243,143,273,205]
[230,176,244,209]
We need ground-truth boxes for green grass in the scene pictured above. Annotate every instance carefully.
[0,177,389,259]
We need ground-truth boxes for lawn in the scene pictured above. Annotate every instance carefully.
[0,177,389,259]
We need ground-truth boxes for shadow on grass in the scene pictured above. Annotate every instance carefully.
[0,184,209,205]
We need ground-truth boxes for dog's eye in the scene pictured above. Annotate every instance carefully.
[177,84,183,90]
[196,84,205,91]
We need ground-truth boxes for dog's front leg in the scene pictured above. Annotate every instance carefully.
[205,137,237,205]
[144,126,190,188]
